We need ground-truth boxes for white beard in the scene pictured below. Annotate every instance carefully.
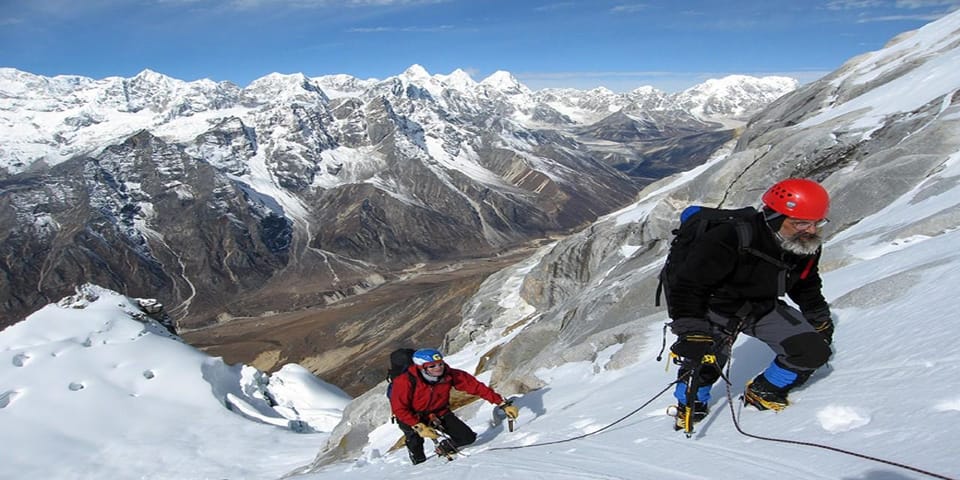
[778,231,823,256]
[420,371,441,383]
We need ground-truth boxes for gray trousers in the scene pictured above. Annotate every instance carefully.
[671,301,832,388]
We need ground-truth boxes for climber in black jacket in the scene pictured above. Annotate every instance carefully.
[665,178,834,430]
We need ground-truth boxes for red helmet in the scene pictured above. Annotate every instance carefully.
[761,179,829,220]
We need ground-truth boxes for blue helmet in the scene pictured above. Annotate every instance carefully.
[412,348,444,366]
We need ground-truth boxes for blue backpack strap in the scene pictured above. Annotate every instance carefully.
[679,205,701,223]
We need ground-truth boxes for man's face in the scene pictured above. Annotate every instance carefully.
[421,361,446,376]
[777,218,827,255]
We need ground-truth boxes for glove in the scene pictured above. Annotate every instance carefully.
[811,318,834,345]
[499,401,519,420]
[411,422,439,439]
[670,332,715,363]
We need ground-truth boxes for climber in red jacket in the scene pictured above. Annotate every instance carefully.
[389,348,518,464]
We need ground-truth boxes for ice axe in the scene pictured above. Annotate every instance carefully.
[427,414,460,460]
[492,397,518,432]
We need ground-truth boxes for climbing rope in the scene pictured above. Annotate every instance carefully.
[720,365,956,480]
[483,362,955,480]
[486,374,684,451]
[481,349,955,480]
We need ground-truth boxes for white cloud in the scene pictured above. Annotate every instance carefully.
[856,13,948,21]
[225,0,448,8]
[348,24,456,33]
[610,4,649,14]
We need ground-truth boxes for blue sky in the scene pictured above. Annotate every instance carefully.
[1,0,958,92]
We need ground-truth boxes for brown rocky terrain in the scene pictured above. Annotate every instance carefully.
[181,243,542,396]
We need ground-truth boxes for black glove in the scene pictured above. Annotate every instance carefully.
[811,318,834,345]
[670,332,715,363]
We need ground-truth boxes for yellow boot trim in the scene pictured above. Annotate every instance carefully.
[743,382,789,412]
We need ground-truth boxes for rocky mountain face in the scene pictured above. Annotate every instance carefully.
[311,11,960,466]
[0,66,794,329]
[1,131,298,322]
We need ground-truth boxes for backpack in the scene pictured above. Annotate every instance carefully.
[655,205,792,307]
[386,348,417,399]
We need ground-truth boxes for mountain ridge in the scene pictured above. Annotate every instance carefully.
[0,66,796,177]
[0,65,797,397]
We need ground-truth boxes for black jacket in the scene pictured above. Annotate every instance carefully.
[666,212,830,322]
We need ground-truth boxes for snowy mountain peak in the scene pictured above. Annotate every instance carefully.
[130,68,175,84]
[682,74,799,96]
[0,68,46,96]
[674,74,800,119]
[401,63,431,81]
[481,70,531,95]
[244,72,326,103]
[831,9,960,91]
[439,68,477,90]
[312,73,377,98]
[630,85,665,95]
[589,86,616,95]
[248,71,311,87]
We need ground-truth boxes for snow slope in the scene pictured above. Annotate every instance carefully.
[0,285,350,479]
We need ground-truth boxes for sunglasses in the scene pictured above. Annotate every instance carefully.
[422,362,445,370]
[788,218,830,230]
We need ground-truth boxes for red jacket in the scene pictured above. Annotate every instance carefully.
[390,363,504,426]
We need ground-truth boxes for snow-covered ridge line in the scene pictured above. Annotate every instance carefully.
[0,65,797,176]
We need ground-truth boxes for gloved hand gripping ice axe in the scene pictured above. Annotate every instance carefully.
[678,353,716,437]
[492,397,519,432]
[427,414,459,461]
